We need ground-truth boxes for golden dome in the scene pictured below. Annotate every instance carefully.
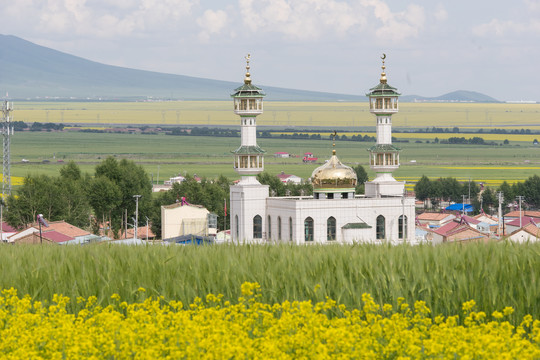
[311,154,357,190]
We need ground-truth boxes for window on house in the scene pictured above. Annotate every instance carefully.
[327,217,336,241]
[267,215,272,240]
[304,217,314,242]
[399,215,407,239]
[235,215,239,239]
[376,215,385,240]
[253,215,262,239]
[289,217,293,241]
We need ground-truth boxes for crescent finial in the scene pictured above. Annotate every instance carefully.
[381,53,386,60]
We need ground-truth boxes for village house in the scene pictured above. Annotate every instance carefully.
[276,171,302,184]
[416,212,456,228]
[429,218,490,244]
[508,223,540,243]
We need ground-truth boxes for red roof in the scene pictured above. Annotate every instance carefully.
[506,217,538,227]
[44,221,90,238]
[460,215,481,225]
[41,230,74,243]
[434,221,461,236]
[0,222,17,233]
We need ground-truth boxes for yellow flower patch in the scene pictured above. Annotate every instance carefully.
[0,284,538,359]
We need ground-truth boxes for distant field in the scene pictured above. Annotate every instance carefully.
[11,101,540,130]
[7,132,540,192]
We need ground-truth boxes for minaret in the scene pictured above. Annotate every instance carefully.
[364,54,405,198]
[231,54,266,185]
[229,55,269,243]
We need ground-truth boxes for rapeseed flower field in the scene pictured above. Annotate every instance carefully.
[0,283,538,359]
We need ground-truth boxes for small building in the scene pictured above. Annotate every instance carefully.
[508,223,540,243]
[13,230,74,245]
[505,217,538,235]
[276,171,302,184]
[431,219,490,244]
[8,220,94,244]
[161,202,217,240]
[416,212,456,228]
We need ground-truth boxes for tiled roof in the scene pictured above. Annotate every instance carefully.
[122,225,156,239]
[461,215,481,225]
[434,221,461,236]
[42,230,74,243]
[45,221,90,238]
[417,213,454,221]
[0,222,17,233]
[506,217,538,227]
[504,210,540,218]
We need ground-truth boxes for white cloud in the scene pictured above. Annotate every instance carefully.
[525,0,540,11]
[434,4,447,22]
[472,18,531,37]
[197,9,228,41]
[361,0,425,41]
[3,0,197,39]
[238,0,365,40]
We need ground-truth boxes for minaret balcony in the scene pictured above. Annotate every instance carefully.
[234,108,263,116]
[369,164,399,173]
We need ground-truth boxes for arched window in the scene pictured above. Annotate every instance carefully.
[399,215,407,240]
[327,217,336,241]
[376,215,385,240]
[253,215,262,239]
[304,217,314,242]
[267,215,272,240]
[289,217,293,241]
[235,215,239,239]
[278,216,282,240]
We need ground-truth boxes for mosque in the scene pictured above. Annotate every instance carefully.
[229,55,415,244]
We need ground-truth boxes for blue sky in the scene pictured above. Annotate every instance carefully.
[2,0,540,101]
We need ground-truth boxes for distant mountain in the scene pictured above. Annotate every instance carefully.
[401,90,500,103]
[0,35,500,103]
[0,35,364,101]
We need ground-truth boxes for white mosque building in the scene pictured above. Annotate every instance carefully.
[229,55,415,244]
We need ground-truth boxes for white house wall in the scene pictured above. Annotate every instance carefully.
[265,196,415,244]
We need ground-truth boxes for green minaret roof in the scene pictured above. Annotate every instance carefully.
[231,83,266,98]
[366,82,401,97]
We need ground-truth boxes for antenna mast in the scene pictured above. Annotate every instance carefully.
[2,101,13,200]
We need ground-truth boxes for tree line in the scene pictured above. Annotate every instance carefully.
[414,175,540,213]
[4,160,371,239]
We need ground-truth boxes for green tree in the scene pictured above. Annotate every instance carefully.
[92,157,152,237]
[257,172,286,196]
[353,164,368,194]
[522,175,540,208]
[414,175,431,208]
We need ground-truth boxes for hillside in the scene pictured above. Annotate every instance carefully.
[0,35,500,102]
[0,35,363,101]
[401,90,500,103]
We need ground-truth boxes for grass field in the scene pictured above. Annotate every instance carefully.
[7,131,540,190]
[12,101,540,130]
[0,243,538,323]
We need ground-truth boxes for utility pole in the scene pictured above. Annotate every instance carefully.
[462,195,467,215]
[497,192,503,236]
[133,195,141,240]
[2,101,13,200]
[516,195,524,229]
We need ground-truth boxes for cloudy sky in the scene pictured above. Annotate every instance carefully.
[2,0,540,101]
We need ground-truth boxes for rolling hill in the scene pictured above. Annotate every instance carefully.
[0,35,500,102]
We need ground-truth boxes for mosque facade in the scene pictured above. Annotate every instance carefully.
[229,55,415,244]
